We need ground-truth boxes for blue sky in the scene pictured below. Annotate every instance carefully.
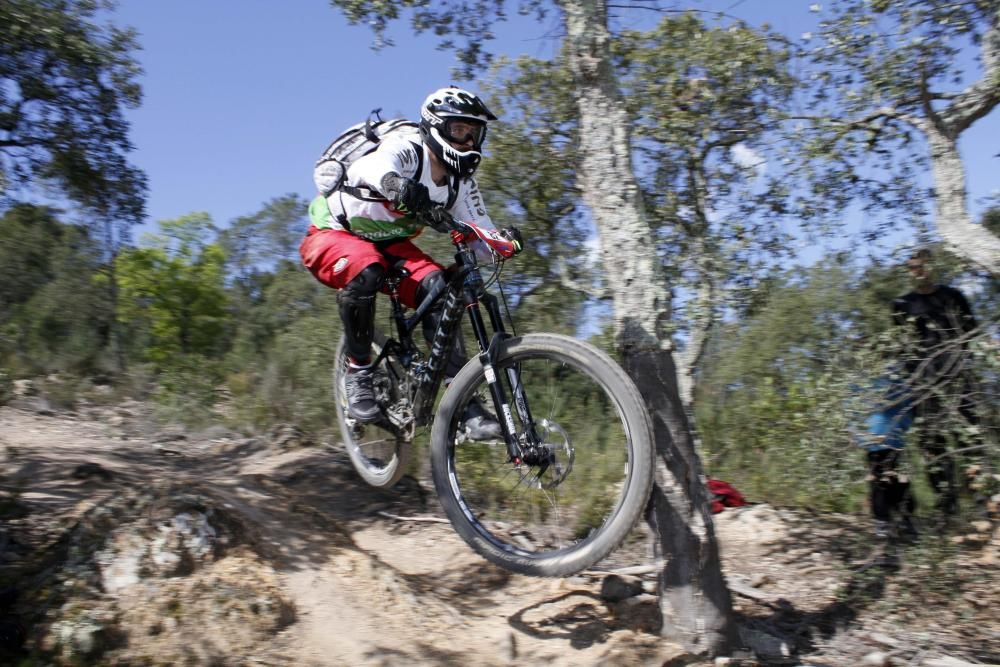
[115,0,557,231]
[115,0,999,248]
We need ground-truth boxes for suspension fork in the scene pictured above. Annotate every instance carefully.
[464,292,541,464]
[484,294,542,447]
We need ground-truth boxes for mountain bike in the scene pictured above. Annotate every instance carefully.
[332,212,654,577]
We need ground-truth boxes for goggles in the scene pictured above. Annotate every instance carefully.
[441,118,487,148]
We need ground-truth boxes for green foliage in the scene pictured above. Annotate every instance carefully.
[983,207,1000,238]
[696,261,865,510]
[0,368,12,405]
[0,0,146,223]
[697,252,999,512]
[219,194,310,282]
[613,14,799,332]
[115,213,229,365]
[809,0,995,117]
[149,355,224,426]
[0,204,112,376]
[221,264,342,433]
[782,1,1000,234]
[475,56,591,332]
[328,0,549,75]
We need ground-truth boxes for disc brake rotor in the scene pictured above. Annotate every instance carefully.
[531,418,574,489]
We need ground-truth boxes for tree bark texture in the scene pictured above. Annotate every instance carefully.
[924,6,1000,275]
[925,129,1000,275]
[559,0,738,655]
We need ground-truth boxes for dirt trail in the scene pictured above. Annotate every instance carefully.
[0,405,680,666]
[2,403,998,666]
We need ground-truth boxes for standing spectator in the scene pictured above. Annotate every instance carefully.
[891,248,979,521]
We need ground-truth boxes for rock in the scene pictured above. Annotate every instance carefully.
[12,379,37,397]
[72,462,114,481]
[268,423,313,449]
[717,504,788,545]
[921,658,1000,667]
[611,593,661,633]
[739,627,790,660]
[49,611,115,661]
[98,533,145,593]
[6,396,54,415]
[862,651,890,666]
[95,498,234,593]
[970,520,992,533]
[153,430,188,443]
[865,631,900,647]
[600,574,645,602]
[148,511,217,577]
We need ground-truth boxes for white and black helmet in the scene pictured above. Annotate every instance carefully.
[419,86,497,179]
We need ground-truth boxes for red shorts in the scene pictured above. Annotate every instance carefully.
[299,226,441,307]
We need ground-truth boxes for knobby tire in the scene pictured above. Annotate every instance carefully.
[430,333,654,577]
[333,331,411,488]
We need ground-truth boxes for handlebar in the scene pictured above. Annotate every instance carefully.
[418,207,521,260]
[417,207,471,236]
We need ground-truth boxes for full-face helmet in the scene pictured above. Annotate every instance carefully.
[419,86,497,179]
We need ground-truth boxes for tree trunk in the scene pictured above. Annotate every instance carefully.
[677,155,718,407]
[559,0,738,655]
[926,129,1000,275]
[923,6,1000,275]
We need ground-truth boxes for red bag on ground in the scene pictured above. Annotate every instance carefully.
[707,478,746,514]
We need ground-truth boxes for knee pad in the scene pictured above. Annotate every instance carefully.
[339,263,385,361]
[339,263,386,305]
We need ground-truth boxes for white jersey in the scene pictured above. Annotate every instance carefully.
[319,133,494,242]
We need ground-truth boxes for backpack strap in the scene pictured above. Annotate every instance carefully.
[339,184,386,201]
[446,174,460,210]
[410,140,424,185]
[340,139,426,204]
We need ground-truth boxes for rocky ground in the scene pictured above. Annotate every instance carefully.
[1,395,998,666]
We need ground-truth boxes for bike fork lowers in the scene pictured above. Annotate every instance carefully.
[465,291,541,464]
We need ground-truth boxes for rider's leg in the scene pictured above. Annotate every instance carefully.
[915,396,959,518]
[299,227,391,423]
[867,448,915,538]
[340,263,386,422]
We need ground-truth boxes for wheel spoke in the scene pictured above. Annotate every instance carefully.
[446,349,633,557]
[333,333,411,488]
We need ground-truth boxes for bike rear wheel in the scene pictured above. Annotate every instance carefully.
[333,332,412,488]
[430,333,654,577]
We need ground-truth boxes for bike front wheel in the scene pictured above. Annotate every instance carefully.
[430,333,654,577]
[333,332,412,488]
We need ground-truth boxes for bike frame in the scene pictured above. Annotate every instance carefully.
[376,230,542,464]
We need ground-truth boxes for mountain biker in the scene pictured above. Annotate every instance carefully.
[300,86,522,440]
